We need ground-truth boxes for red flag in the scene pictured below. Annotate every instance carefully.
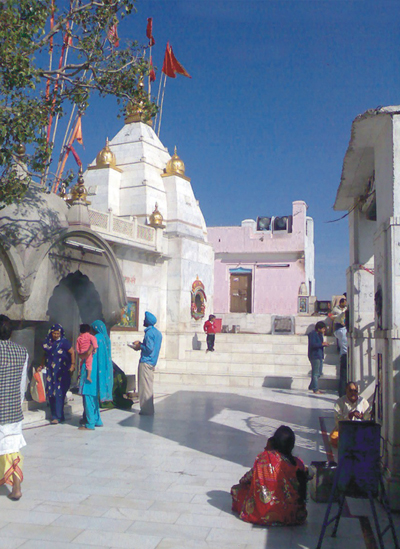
[170,45,191,78]
[108,23,119,47]
[162,43,176,78]
[68,145,82,168]
[149,56,156,82]
[146,17,155,46]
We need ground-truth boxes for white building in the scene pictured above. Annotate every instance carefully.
[334,105,400,508]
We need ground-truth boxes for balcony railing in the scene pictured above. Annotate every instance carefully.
[88,208,156,246]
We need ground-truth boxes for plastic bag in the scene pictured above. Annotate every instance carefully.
[30,370,46,403]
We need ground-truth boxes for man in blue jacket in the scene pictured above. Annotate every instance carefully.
[307,321,329,394]
[128,311,162,415]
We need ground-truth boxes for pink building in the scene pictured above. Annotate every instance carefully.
[208,201,315,332]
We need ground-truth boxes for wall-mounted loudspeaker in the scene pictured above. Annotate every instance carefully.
[256,216,271,231]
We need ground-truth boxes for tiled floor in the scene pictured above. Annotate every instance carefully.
[0,385,399,548]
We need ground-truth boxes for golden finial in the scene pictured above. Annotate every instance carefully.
[125,77,153,126]
[149,202,165,228]
[67,168,91,205]
[165,146,185,176]
[96,138,116,168]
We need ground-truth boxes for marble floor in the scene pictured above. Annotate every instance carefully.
[0,385,399,549]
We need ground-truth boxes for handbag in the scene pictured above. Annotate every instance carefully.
[30,370,46,403]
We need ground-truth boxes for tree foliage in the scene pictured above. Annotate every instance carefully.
[0,0,157,207]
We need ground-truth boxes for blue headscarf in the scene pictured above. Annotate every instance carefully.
[43,323,65,347]
[91,320,113,402]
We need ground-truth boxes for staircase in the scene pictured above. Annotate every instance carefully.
[157,333,340,391]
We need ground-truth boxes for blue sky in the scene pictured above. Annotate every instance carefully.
[61,1,400,299]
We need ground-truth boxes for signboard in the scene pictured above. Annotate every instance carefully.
[272,315,294,335]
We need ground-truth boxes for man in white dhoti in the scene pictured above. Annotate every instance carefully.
[128,311,162,416]
[0,315,28,500]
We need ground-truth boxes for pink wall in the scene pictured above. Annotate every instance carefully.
[209,201,308,315]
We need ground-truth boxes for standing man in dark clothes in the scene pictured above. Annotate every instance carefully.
[307,321,329,394]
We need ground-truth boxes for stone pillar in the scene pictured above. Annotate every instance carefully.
[347,206,375,392]
[373,115,400,508]
[374,217,400,508]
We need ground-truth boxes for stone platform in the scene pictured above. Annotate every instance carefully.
[1,384,398,549]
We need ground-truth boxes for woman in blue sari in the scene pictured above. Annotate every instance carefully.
[39,324,75,424]
[78,320,113,430]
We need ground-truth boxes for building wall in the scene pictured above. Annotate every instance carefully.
[208,201,313,317]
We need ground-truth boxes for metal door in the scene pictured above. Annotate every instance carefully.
[230,273,252,313]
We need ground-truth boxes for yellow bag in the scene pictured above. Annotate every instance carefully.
[330,428,339,448]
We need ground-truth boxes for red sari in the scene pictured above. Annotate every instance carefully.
[231,450,307,526]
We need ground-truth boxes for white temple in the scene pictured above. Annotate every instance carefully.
[0,106,214,376]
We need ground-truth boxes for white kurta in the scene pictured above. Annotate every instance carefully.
[0,355,28,456]
[334,394,371,430]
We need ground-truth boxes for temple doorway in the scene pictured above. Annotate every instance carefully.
[46,270,104,338]
[31,271,104,376]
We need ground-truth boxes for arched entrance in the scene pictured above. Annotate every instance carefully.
[35,271,105,387]
[46,270,104,338]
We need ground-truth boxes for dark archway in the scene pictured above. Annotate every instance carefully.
[47,270,104,338]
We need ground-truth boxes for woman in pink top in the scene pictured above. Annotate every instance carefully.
[76,324,98,383]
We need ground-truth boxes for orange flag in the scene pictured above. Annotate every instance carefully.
[70,116,83,146]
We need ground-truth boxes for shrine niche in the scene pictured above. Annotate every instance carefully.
[191,277,207,320]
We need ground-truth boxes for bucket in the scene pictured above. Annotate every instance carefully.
[309,461,338,503]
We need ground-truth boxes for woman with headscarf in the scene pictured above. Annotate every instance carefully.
[78,320,113,430]
[38,324,75,424]
[231,425,308,526]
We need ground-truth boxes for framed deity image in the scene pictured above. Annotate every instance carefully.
[298,296,309,314]
[113,298,139,331]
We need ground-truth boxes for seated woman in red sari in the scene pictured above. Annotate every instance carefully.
[231,425,308,526]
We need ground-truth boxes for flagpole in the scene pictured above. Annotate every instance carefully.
[154,71,163,130]
[157,72,167,137]
[148,45,152,99]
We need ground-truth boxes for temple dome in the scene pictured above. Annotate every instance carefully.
[165,146,185,176]
[96,138,116,168]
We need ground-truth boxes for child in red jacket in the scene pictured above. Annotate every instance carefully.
[203,314,217,353]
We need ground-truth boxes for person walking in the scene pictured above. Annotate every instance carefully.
[39,324,75,424]
[0,315,28,500]
[128,311,162,416]
[78,320,113,430]
[307,321,329,394]
[203,314,217,352]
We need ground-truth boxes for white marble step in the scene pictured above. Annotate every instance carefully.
[184,350,312,365]
[160,361,337,376]
[201,333,308,344]
[154,371,338,391]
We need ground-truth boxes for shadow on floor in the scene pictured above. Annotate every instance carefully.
[118,390,333,468]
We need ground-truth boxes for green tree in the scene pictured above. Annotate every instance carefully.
[0,0,157,207]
